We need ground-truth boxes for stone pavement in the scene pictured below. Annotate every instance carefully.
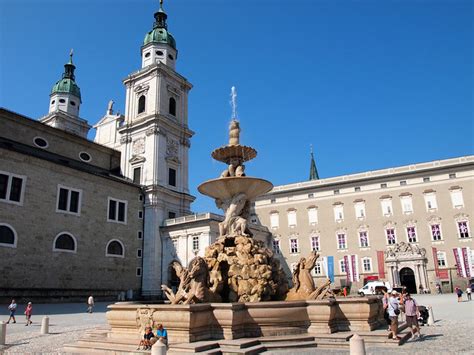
[0,294,473,353]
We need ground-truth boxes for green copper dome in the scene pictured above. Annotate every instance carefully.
[51,53,82,101]
[143,3,176,50]
[143,27,176,49]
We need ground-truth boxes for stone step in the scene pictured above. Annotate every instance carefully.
[360,329,412,346]
[220,343,266,355]
[263,340,318,350]
[315,340,350,349]
[218,339,262,350]
[63,342,149,354]
[312,332,353,342]
[258,334,316,343]
[168,340,220,353]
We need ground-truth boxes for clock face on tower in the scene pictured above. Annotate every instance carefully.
[132,138,145,155]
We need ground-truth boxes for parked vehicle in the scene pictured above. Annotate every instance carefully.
[358,281,392,296]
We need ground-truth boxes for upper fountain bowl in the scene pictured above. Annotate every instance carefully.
[198,176,273,201]
[211,145,257,164]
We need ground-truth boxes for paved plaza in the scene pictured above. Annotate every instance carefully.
[0,294,473,354]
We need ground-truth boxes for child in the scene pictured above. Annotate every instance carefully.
[24,302,33,326]
[137,326,155,350]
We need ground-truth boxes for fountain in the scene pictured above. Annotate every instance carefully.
[64,88,385,353]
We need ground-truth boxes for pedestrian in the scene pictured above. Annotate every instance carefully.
[466,286,472,301]
[382,291,391,331]
[155,323,168,346]
[7,299,17,324]
[436,283,442,294]
[87,295,94,313]
[343,287,347,297]
[403,293,421,340]
[418,284,424,294]
[456,287,463,302]
[24,302,33,326]
[387,291,402,341]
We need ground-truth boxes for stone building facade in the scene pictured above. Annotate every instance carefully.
[253,156,474,294]
[0,108,143,301]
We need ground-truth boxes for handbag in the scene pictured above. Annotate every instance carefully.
[394,309,401,315]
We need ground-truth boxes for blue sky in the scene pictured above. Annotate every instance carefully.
[0,0,472,213]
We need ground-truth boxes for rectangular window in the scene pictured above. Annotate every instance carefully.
[270,212,279,229]
[108,198,127,223]
[363,258,372,272]
[56,185,82,215]
[137,249,142,258]
[168,211,176,219]
[437,252,447,267]
[451,190,464,208]
[287,210,297,227]
[334,189,340,195]
[431,224,442,241]
[449,173,456,179]
[400,180,407,186]
[314,262,322,275]
[359,231,369,247]
[334,205,344,222]
[381,199,393,216]
[308,193,314,198]
[311,236,320,251]
[424,194,438,211]
[407,226,417,243]
[192,235,199,251]
[290,238,299,254]
[138,210,143,219]
[355,202,366,219]
[272,239,280,254]
[381,183,387,188]
[0,172,26,205]
[458,221,470,239]
[136,267,142,277]
[168,168,176,187]
[355,186,361,192]
[340,260,346,273]
[337,234,347,250]
[133,167,142,184]
[401,196,413,214]
[386,228,396,245]
[137,231,143,239]
[423,177,430,183]
[308,207,318,224]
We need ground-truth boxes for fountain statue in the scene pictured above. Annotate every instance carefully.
[161,88,288,303]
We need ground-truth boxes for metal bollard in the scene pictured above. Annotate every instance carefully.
[41,316,49,334]
[349,333,366,355]
[428,306,435,326]
[151,341,167,355]
[0,321,6,345]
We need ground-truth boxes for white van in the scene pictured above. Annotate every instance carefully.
[358,281,392,296]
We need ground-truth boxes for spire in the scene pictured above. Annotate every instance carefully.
[153,0,168,29]
[309,145,319,180]
[62,49,76,81]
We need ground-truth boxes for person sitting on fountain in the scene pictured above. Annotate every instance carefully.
[136,326,155,350]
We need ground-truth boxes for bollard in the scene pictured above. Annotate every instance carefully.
[151,341,167,355]
[41,316,49,335]
[349,333,366,355]
[0,321,6,345]
[427,306,435,326]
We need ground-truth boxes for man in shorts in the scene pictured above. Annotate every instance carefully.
[403,293,421,340]
[387,291,401,341]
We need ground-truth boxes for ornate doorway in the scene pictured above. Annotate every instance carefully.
[385,242,428,291]
[399,267,417,293]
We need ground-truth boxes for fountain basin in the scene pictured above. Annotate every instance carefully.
[211,144,257,163]
[198,176,273,201]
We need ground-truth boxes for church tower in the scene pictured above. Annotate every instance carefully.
[41,51,91,138]
[95,1,194,297]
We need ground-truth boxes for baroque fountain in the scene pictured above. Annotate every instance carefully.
[64,88,384,353]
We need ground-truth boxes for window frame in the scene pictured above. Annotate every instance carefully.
[339,259,346,273]
[0,170,27,206]
[272,239,281,254]
[362,257,372,272]
[192,235,200,252]
[400,195,414,214]
[52,232,77,254]
[337,233,347,250]
[358,230,370,248]
[380,198,393,216]
[107,197,128,224]
[457,220,470,239]
[430,223,443,241]
[450,189,464,208]
[287,209,297,227]
[437,251,447,268]
[289,237,299,254]
[307,207,318,225]
[385,228,397,245]
[137,95,146,115]
[270,212,279,229]
[0,223,17,248]
[169,97,177,116]
[105,239,125,258]
[406,225,418,243]
[56,185,82,216]
[333,205,344,222]
[310,234,320,252]
[168,167,177,187]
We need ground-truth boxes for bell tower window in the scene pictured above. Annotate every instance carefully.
[138,95,146,114]
[169,97,176,116]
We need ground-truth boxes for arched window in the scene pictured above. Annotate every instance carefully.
[0,224,17,248]
[138,95,146,114]
[53,232,77,253]
[106,239,124,257]
[169,97,176,116]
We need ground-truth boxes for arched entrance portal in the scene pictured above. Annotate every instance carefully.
[399,267,417,293]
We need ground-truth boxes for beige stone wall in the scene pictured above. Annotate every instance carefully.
[0,148,143,298]
[255,157,474,293]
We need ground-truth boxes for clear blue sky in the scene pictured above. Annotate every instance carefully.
[1,0,472,214]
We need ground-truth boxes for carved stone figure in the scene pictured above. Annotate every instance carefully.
[217,193,250,238]
[286,251,334,301]
[229,120,240,146]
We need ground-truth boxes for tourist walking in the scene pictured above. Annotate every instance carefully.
[403,293,421,340]
[455,287,463,302]
[6,299,17,324]
[87,295,94,313]
[466,286,472,301]
[24,302,33,326]
[387,291,401,341]
[436,283,442,294]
